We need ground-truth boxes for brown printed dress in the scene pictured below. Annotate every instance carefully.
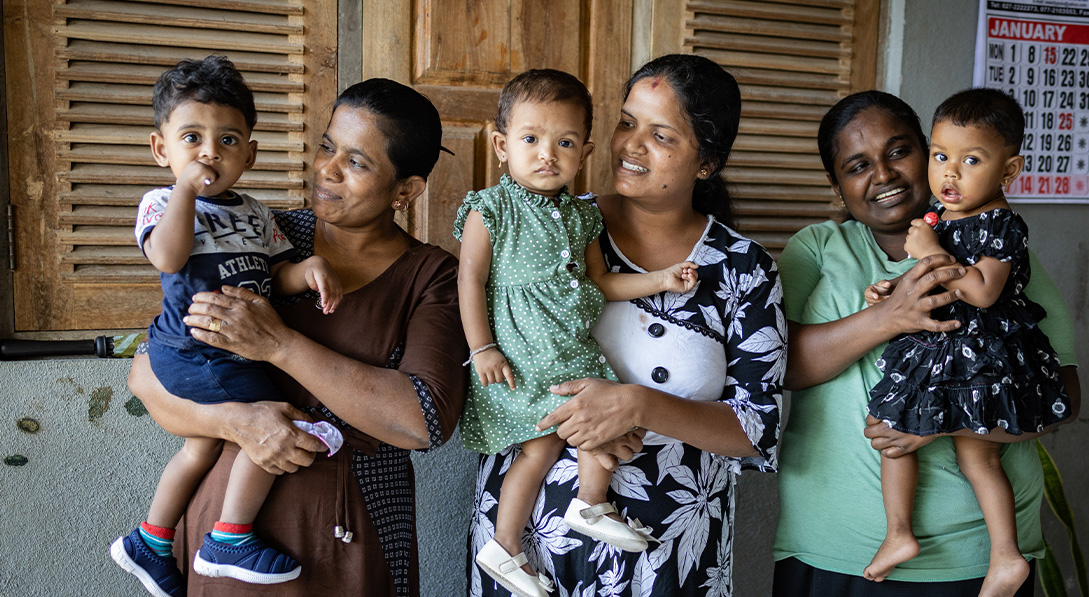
[174,209,468,596]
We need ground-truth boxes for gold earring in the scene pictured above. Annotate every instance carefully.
[393,201,404,211]
[838,196,845,208]
[699,168,709,178]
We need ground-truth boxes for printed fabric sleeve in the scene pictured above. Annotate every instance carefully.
[394,247,470,450]
[453,189,499,244]
[722,245,786,472]
[964,208,1027,264]
[1027,250,1079,366]
[251,196,295,265]
[134,187,172,253]
[776,223,826,322]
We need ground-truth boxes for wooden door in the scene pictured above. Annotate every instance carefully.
[358,1,634,256]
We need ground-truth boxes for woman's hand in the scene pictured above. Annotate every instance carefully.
[863,415,938,458]
[539,378,638,451]
[223,401,323,474]
[878,253,966,336]
[184,285,293,363]
[129,354,324,475]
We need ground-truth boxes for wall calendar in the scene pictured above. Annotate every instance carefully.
[975,0,1089,203]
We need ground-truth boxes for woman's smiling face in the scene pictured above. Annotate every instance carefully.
[609,78,706,203]
[830,107,931,236]
[311,106,402,228]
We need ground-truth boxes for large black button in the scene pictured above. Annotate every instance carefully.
[651,367,669,383]
[648,323,665,337]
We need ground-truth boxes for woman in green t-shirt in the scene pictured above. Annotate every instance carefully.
[772,90,1081,596]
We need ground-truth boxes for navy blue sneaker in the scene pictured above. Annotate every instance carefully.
[110,529,186,597]
[192,533,301,584]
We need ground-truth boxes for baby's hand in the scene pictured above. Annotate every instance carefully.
[864,280,894,306]
[176,158,220,197]
[303,256,342,314]
[472,347,516,390]
[658,261,699,294]
[904,219,941,259]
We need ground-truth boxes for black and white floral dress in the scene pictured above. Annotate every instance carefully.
[868,206,1070,436]
[467,216,784,597]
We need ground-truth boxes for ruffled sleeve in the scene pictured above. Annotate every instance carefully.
[961,208,1028,264]
[453,189,499,244]
[573,193,605,249]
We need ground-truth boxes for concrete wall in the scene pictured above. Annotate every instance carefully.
[0,358,478,596]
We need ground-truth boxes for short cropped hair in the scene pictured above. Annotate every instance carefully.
[933,88,1025,152]
[332,78,444,181]
[152,55,257,131]
[495,69,593,141]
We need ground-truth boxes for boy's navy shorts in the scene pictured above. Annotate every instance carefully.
[147,339,280,404]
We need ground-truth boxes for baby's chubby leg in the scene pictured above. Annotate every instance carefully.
[955,437,1029,597]
[147,436,224,529]
[864,442,920,582]
[575,448,620,522]
[493,433,567,573]
[564,445,650,552]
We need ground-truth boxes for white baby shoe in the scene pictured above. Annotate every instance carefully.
[476,539,554,597]
[563,499,654,552]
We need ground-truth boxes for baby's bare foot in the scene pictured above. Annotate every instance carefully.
[979,552,1029,597]
[863,533,920,582]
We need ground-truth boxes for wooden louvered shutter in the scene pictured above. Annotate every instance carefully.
[5,0,335,332]
[683,0,879,254]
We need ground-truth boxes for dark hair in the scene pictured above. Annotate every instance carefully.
[332,78,443,181]
[817,91,928,185]
[625,54,741,227]
[495,69,593,141]
[152,55,256,131]
[933,88,1025,152]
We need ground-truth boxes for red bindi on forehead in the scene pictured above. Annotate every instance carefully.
[650,77,662,89]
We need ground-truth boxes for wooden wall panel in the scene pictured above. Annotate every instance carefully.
[4,0,335,331]
[681,0,880,253]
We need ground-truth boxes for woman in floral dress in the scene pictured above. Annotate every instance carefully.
[467,54,784,597]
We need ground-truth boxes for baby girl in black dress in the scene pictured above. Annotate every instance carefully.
[862,89,1070,597]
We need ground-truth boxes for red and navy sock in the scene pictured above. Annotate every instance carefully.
[210,521,256,546]
[138,521,175,558]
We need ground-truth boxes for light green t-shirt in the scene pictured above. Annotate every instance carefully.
[772,219,1077,582]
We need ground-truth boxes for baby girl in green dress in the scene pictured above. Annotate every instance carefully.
[454,69,697,597]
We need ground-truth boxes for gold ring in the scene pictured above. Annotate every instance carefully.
[208,318,222,333]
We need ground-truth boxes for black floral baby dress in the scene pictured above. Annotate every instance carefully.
[868,205,1070,436]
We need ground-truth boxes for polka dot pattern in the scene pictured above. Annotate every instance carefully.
[453,175,617,454]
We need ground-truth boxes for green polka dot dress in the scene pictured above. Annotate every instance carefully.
[454,175,617,454]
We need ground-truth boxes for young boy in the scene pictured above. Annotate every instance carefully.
[111,55,341,596]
